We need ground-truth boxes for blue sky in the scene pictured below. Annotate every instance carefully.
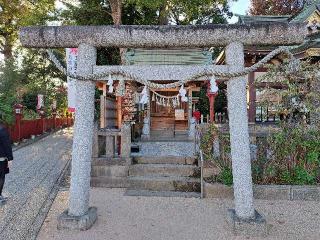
[229,0,250,23]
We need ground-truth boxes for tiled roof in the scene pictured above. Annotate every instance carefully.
[237,15,290,24]
[290,1,320,22]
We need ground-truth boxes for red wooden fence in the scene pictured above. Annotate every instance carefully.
[5,116,74,142]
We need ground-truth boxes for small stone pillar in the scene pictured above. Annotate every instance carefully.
[142,89,151,140]
[141,117,150,140]
[58,43,97,231]
[212,138,220,158]
[38,109,46,133]
[121,122,132,165]
[188,117,196,139]
[225,42,266,236]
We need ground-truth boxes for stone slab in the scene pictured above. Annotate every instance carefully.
[91,165,129,178]
[127,176,200,192]
[57,207,97,231]
[291,185,320,201]
[136,141,195,157]
[203,183,233,199]
[204,183,320,201]
[133,156,196,165]
[226,209,267,237]
[20,24,306,48]
[254,185,291,200]
[92,157,128,166]
[90,177,129,188]
[129,164,199,177]
[124,189,201,198]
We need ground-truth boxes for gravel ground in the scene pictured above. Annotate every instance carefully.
[0,128,73,240]
[38,188,320,240]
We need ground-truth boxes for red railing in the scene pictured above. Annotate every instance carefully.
[5,116,74,143]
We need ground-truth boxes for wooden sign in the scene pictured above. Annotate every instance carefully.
[175,109,185,120]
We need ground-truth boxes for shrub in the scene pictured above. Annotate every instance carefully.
[202,123,320,186]
[259,123,320,185]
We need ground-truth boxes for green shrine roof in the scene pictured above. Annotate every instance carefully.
[124,48,213,65]
[237,1,320,24]
[291,1,320,23]
[237,15,290,24]
[233,1,320,58]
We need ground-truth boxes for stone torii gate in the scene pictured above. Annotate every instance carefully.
[20,24,306,234]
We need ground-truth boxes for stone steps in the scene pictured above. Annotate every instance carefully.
[129,164,200,177]
[124,189,201,198]
[135,141,195,157]
[91,165,129,178]
[91,176,129,188]
[133,156,197,165]
[127,176,201,192]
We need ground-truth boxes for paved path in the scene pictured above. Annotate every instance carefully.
[0,128,73,240]
[38,188,320,240]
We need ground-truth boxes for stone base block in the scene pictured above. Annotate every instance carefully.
[141,134,150,140]
[227,209,267,237]
[57,207,97,231]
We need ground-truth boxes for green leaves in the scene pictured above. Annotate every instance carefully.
[263,123,320,185]
[0,0,55,59]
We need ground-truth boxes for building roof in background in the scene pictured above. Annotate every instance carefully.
[237,15,290,24]
[291,1,320,22]
[237,0,320,24]
[125,48,213,65]
[215,1,320,63]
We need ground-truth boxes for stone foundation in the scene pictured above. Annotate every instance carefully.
[227,209,267,237]
[57,207,97,231]
[204,182,320,201]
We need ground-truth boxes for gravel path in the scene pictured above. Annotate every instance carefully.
[0,128,73,240]
[38,188,320,240]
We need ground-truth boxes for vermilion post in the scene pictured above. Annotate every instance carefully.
[14,104,23,142]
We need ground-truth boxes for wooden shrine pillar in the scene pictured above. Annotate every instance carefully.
[208,93,218,123]
[100,83,107,128]
[117,96,122,128]
[248,72,256,123]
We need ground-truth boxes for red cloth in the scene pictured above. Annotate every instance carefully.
[193,111,201,121]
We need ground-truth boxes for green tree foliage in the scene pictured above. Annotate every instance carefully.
[256,60,320,125]
[0,59,22,124]
[19,49,67,116]
[0,0,55,60]
[128,0,232,24]
[61,0,233,64]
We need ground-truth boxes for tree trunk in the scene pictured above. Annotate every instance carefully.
[109,0,126,64]
[109,0,122,25]
[158,4,169,25]
[1,32,14,61]
[2,43,13,60]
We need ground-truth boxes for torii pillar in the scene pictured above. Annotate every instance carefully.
[57,43,98,230]
[226,42,267,236]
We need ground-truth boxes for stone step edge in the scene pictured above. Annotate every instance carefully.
[132,156,197,165]
[124,189,201,198]
[127,176,201,183]
[129,164,199,168]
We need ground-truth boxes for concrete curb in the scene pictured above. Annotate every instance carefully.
[204,182,320,201]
